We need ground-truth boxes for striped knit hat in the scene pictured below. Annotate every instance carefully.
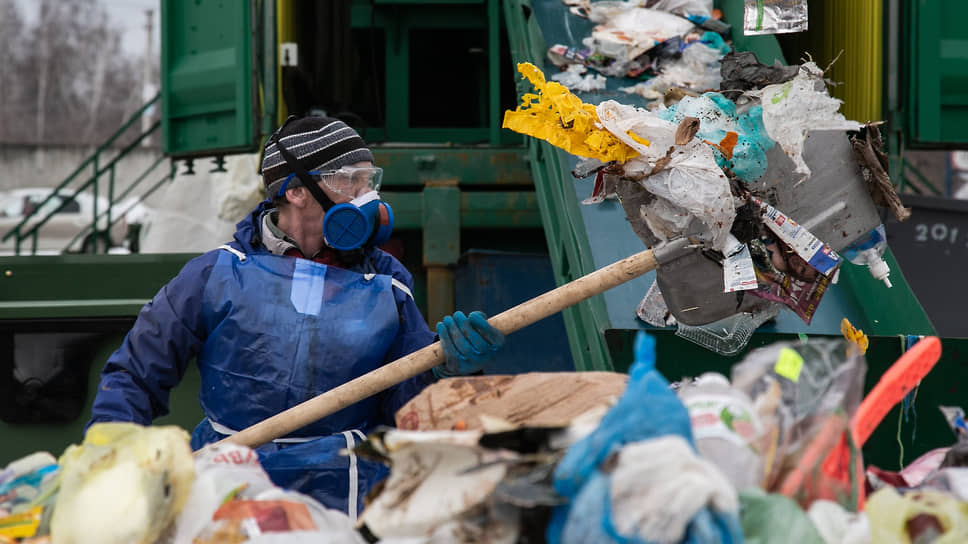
[261,116,375,196]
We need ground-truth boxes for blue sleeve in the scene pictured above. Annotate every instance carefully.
[87,253,216,428]
[369,251,438,427]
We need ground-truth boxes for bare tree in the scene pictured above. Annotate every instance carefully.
[0,0,26,142]
[11,0,143,146]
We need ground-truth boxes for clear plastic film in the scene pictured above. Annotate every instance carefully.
[744,0,809,36]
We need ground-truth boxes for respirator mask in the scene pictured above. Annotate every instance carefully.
[269,120,394,251]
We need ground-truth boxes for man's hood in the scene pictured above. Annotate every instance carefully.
[232,199,272,254]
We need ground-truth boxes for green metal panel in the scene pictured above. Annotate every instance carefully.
[0,332,204,466]
[0,254,195,319]
[373,148,532,186]
[348,1,497,143]
[905,0,968,147]
[715,0,786,65]
[383,191,541,229]
[161,0,257,157]
[422,183,461,265]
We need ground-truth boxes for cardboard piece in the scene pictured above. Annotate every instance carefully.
[395,372,629,431]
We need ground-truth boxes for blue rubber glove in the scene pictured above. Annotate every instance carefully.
[433,310,505,378]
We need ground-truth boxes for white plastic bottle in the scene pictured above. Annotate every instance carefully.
[842,225,892,288]
[678,372,764,490]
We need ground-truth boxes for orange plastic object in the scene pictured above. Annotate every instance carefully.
[811,336,942,511]
[852,336,942,448]
[778,413,847,499]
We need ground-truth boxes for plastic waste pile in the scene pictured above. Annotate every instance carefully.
[503,0,911,356]
[344,329,961,543]
[1,331,964,543]
[0,424,365,544]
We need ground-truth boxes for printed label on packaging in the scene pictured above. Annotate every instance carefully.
[753,198,842,276]
[685,394,760,448]
[724,242,759,292]
[0,506,42,538]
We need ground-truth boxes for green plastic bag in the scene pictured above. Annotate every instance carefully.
[740,489,824,544]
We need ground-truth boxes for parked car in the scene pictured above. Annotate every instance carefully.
[0,188,148,255]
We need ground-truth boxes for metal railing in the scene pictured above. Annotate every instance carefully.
[1,93,174,255]
[899,156,944,197]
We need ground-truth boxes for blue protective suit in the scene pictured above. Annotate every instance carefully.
[89,201,437,515]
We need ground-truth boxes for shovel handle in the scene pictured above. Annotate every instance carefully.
[218,247,660,449]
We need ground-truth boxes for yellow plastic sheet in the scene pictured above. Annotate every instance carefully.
[502,63,642,163]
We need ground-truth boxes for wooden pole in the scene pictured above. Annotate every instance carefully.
[218,248,659,449]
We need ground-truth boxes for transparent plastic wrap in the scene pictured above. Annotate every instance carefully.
[729,339,867,493]
[743,0,809,36]
[636,280,677,327]
[674,303,780,356]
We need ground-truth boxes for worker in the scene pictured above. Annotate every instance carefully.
[87,115,506,515]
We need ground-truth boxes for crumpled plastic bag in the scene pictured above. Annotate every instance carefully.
[550,332,742,544]
[585,4,696,61]
[866,447,950,493]
[552,332,693,498]
[656,92,775,183]
[52,423,195,544]
[752,62,862,179]
[170,443,364,544]
[558,436,743,544]
[920,468,968,503]
[552,64,607,92]
[740,489,826,544]
[866,487,968,544]
[648,0,714,18]
[806,499,871,544]
[606,436,741,543]
[597,100,735,250]
[730,338,867,511]
[620,37,727,101]
[356,429,515,541]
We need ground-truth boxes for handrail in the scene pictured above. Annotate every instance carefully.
[2,94,168,255]
[899,157,943,196]
[64,156,174,251]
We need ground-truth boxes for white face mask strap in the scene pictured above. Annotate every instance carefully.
[350,191,380,207]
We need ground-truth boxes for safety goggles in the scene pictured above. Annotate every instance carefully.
[282,166,382,200]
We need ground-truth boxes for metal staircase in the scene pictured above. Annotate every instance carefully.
[1,94,175,255]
